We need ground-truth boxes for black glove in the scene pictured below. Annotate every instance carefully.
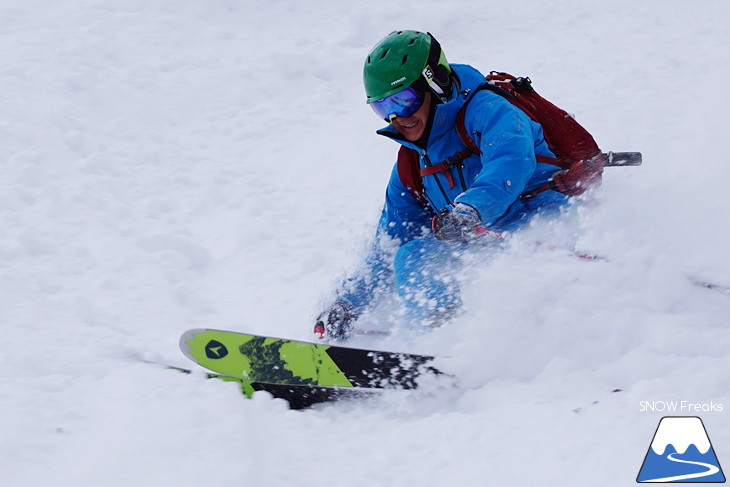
[313,301,356,340]
[432,204,481,243]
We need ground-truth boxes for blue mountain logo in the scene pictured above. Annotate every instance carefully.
[637,416,725,483]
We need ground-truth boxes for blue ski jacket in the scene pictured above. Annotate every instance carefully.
[377,63,568,240]
[337,63,569,312]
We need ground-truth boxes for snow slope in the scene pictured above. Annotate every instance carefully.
[1,1,729,485]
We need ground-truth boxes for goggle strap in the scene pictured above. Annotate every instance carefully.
[422,65,446,100]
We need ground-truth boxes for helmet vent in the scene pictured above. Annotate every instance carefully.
[401,55,408,65]
[408,38,416,46]
[379,49,389,60]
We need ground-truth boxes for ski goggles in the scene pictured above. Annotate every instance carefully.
[370,87,425,122]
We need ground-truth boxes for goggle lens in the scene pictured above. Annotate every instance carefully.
[371,87,424,122]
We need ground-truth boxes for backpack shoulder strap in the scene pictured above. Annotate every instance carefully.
[455,101,481,155]
[396,145,429,206]
[454,81,516,156]
[455,74,570,169]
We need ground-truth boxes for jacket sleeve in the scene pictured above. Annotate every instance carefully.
[454,94,546,226]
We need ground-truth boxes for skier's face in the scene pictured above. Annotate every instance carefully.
[391,91,431,142]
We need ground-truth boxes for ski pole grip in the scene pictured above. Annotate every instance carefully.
[600,151,643,167]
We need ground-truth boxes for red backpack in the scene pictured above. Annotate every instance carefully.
[397,72,639,207]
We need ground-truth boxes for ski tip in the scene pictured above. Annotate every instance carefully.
[179,328,208,360]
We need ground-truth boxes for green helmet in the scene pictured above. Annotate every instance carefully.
[364,30,452,104]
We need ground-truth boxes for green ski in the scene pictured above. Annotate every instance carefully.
[179,328,439,390]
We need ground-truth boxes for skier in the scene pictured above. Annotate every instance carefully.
[314,30,574,340]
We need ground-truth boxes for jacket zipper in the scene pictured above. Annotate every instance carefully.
[456,164,467,192]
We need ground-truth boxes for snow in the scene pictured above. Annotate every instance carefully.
[1,0,729,485]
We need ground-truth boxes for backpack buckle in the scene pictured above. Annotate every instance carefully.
[444,154,465,168]
[514,76,534,91]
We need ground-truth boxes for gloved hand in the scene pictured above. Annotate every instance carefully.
[432,203,481,243]
[313,301,356,340]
